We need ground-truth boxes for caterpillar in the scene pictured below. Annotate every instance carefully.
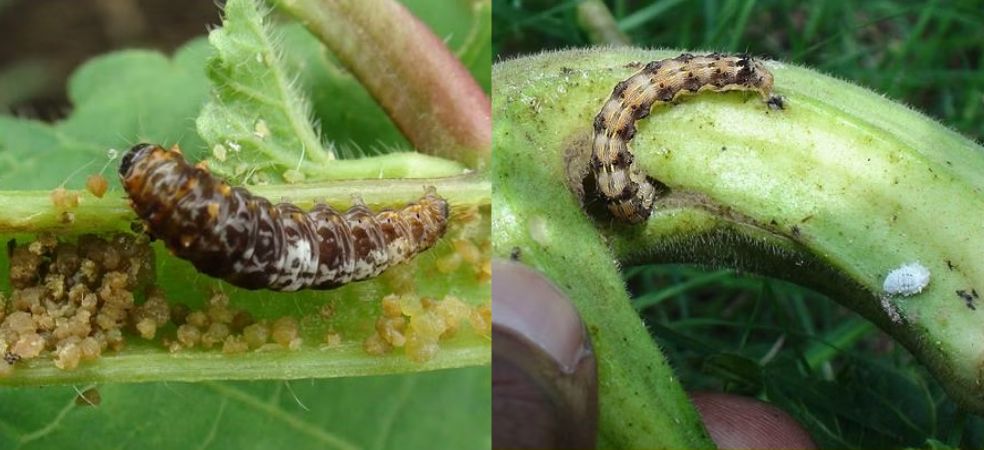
[119,143,448,291]
[591,53,784,223]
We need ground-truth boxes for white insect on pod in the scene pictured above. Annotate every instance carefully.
[883,262,931,297]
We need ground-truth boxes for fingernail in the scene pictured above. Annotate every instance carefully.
[492,259,597,448]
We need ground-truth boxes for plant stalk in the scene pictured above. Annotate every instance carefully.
[273,0,492,170]
[494,47,984,446]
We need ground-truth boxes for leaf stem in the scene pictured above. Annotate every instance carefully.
[0,338,489,386]
[245,9,332,165]
[273,0,492,170]
[0,174,489,234]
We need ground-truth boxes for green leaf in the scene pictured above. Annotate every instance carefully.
[0,367,490,450]
[0,39,213,190]
[197,0,468,183]
[197,0,331,179]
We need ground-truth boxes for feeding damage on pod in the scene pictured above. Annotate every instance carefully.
[883,262,931,297]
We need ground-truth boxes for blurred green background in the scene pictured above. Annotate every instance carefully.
[494,1,984,448]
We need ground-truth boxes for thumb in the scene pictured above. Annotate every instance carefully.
[492,259,597,449]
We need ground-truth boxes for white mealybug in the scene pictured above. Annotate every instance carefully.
[883,262,931,296]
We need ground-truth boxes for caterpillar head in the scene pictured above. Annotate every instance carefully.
[740,56,775,94]
[737,56,783,109]
[119,143,158,179]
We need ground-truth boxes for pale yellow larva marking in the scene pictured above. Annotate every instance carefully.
[206,202,221,220]
[590,53,784,224]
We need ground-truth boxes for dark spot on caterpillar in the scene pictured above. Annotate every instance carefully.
[616,123,636,141]
[560,66,574,75]
[592,115,606,132]
[682,77,702,92]
[644,61,662,72]
[119,144,448,291]
[589,153,603,171]
[590,53,782,223]
[656,88,675,102]
[3,352,20,364]
[791,225,801,237]
[946,259,956,271]
[634,99,656,120]
[611,147,634,167]
[613,80,630,99]
[610,183,641,201]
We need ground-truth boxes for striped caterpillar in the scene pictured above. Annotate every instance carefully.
[591,53,784,223]
[119,143,448,291]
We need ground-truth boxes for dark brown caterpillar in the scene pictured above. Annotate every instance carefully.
[119,143,448,291]
[591,53,784,223]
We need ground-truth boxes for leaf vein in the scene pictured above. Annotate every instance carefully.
[371,376,418,450]
[204,382,359,450]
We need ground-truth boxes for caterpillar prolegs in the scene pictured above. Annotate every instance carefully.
[591,53,784,223]
[119,143,448,291]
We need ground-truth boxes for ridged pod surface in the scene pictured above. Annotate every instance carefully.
[119,143,448,291]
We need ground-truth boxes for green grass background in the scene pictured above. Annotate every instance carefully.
[494,0,984,448]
